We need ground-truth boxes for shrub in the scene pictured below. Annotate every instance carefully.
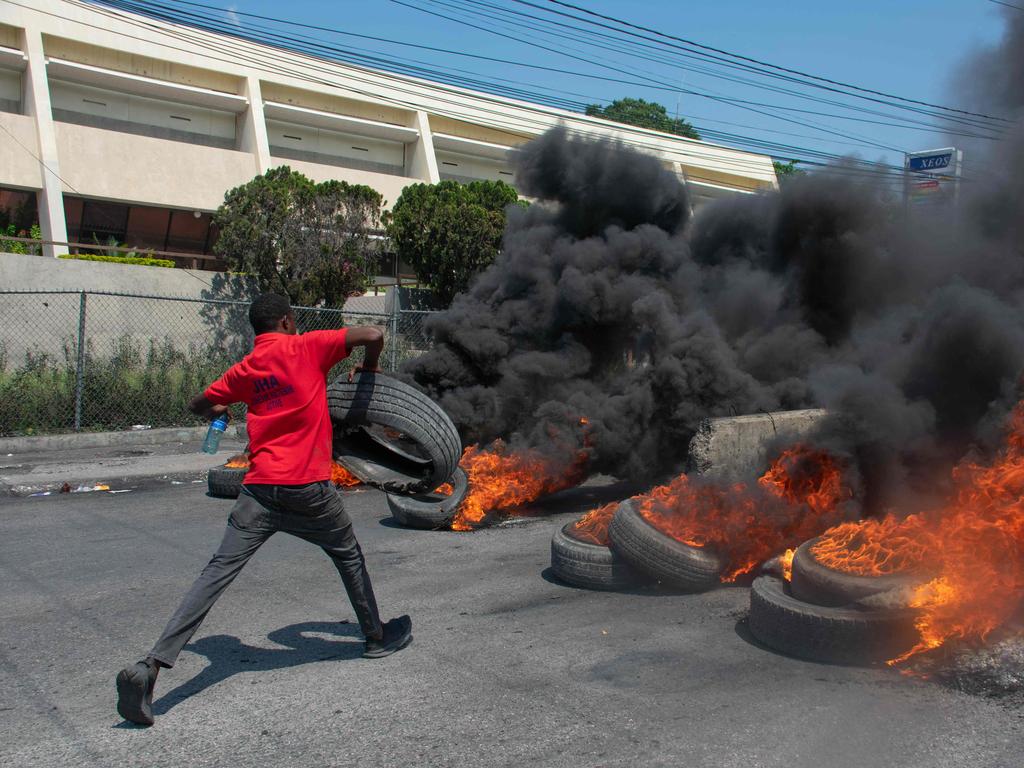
[58,253,175,268]
[0,335,241,435]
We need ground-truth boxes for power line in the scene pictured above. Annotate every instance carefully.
[392,0,906,153]
[444,0,1004,137]
[99,0,1000,148]
[39,0,961,185]
[97,0,981,185]
[536,0,1013,124]
[988,0,1024,12]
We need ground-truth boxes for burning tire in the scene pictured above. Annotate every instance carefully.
[386,468,469,529]
[608,500,723,591]
[207,464,247,499]
[327,373,461,494]
[790,537,923,607]
[550,522,641,591]
[748,576,919,665]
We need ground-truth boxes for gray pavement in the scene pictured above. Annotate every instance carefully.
[0,434,248,496]
[1,482,1021,768]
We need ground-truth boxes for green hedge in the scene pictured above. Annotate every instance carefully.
[0,336,242,435]
[59,253,175,268]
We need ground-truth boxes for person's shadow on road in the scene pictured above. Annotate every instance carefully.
[150,620,364,716]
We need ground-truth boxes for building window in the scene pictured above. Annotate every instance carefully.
[49,80,236,149]
[166,210,212,253]
[63,196,218,258]
[0,188,38,235]
[0,68,21,114]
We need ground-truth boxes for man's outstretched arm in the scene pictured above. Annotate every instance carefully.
[346,326,385,373]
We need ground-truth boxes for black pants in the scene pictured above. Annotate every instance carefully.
[148,481,383,668]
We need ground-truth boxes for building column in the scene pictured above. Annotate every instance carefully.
[674,161,694,217]
[406,110,439,183]
[239,76,271,174]
[22,29,67,257]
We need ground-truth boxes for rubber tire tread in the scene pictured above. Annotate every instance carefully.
[329,383,460,468]
[328,374,460,493]
[328,381,461,481]
[551,522,643,591]
[386,468,469,529]
[790,537,924,607]
[748,576,919,665]
[607,500,723,592]
[328,379,460,464]
[208,465,246,499]
[331,389,460,463]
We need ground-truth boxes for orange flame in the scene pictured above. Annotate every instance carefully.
[780,548,795,582]
[450,440,589,531]
[436,482,454,496]
[569,503,618,546]
[330,462,361,487]
[225,454,250,469]
[813,403,1024,663]
[632,446,855,581]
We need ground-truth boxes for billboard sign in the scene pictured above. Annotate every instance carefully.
[904,148,962,206]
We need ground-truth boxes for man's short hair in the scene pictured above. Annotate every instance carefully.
[249,293,292,334]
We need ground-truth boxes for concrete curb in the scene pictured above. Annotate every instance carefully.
[0,424,248,454]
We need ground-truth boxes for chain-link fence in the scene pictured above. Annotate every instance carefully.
[0,290,437,437]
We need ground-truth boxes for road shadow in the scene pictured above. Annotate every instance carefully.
[149,620,364,716]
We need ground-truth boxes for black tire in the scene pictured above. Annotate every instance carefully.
[550,522,642,591]
[386,468,469,529]
[790,537,924,607]
[748,576,919,665]
[607,500,723,592]
[327,372,461,494]
[208,465,246,499]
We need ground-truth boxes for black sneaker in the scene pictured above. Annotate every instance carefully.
[116,660,157,726]
[363,615,413,658]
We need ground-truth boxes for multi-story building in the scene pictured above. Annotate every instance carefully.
[0,0,777,270]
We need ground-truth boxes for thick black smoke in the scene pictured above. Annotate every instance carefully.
[406,13,1024,514]
[405,128,768,481]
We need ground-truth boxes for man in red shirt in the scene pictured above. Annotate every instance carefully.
[116,293,411,727]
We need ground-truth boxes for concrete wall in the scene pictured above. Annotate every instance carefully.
[268,155,413,209]
[55,122,259,210]
[686,409,830,481]
[0,252,257,368]
[0,112,42,189]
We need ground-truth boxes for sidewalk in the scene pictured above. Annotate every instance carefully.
[0,427,247,497]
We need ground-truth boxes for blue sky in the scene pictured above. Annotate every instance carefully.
[214,0,1006,169]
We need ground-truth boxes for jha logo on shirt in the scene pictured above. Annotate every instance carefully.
[252,375,295,409]
[254,375,281,394]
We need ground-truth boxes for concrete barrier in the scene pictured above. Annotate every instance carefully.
[686,408,829,481]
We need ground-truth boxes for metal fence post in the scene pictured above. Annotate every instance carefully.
[74,290,87,431]
[389,305,400,371]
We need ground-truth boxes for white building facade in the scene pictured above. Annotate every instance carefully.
[0,0,777,268]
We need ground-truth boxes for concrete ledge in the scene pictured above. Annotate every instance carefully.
[0,424,247,454]
[687,409,829,481]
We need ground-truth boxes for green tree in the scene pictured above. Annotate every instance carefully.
[384,180,521,304]
[585,97,700,140]
[773,159,804,180]
[213,166,382,307]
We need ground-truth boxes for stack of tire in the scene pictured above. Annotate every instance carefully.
[747,537,922,664]
[551,499,724,593]
[326,372,467,528]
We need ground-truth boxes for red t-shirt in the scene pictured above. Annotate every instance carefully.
[205,329,349,485]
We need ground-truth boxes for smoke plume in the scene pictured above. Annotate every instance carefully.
[405,12,1024,514]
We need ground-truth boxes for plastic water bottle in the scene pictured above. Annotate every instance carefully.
[202,415,229,455]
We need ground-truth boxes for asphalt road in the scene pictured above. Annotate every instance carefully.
[1,482,1021,768]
